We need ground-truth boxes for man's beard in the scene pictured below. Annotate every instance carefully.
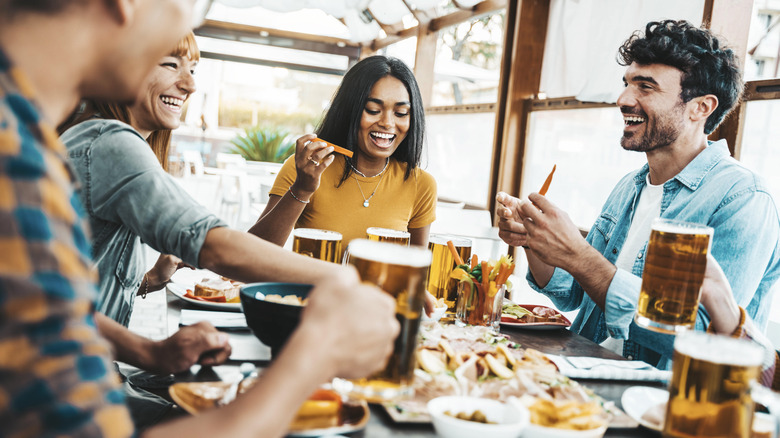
[620,103,686,153]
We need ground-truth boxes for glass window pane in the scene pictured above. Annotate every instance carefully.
[425,112,496,207]
[740,98,780,332]
[432,12,504,106]
[745,1,780,81]
[523,108,646,229]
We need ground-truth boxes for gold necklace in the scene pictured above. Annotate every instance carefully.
[353,163,388,208]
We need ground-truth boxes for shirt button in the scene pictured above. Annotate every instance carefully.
[627,355,634,360]
[637,252,643,259]
[612,248,617,254]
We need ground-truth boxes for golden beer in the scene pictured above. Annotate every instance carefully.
[292,228,342,263]
[664,332,764,438]
[635,219,713,333]
[426,234,472,315]
[366,227,410,246]
[343,239,431,401]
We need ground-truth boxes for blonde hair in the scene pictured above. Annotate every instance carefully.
[59,32,200,172]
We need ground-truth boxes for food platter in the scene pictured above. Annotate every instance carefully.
[167,283,242,311]
[500,303,571,330]
[169,381,370,436]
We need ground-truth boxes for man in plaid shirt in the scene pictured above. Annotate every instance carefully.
[1,1,399,437]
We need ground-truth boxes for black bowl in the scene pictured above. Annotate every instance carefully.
[240,282,313,357]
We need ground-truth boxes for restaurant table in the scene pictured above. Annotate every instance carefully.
[153,292,665,437]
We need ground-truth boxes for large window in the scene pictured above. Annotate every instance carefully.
[425,111,496,207]
[745,0,780,81]
[522,107,646,229]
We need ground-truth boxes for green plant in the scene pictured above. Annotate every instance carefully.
[229,126,295,163]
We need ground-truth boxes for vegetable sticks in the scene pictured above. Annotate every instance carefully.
[538,164,556,196]
[312,137,354,158]
[447,240,465,266]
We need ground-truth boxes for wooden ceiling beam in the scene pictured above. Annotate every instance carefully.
[371,0,507,50]
[195,19,361,59]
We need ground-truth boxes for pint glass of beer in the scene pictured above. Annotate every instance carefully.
[664,331,765,438]
[426,234,472,317]
[366,227,411,246]
[339,239,431,401]
[292,228,342,263]
[634,218,713,333]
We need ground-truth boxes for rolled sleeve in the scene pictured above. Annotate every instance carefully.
[603,269,641,339]
[526,267,585,312]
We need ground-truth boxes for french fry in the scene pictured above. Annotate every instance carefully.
[312,137,354,158]
[538,164,556,196]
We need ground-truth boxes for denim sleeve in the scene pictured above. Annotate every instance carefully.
[603,269,642,339]
[525,266,586,312]
[86,124,226,267]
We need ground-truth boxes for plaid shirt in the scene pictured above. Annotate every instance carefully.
[0,48,133,437]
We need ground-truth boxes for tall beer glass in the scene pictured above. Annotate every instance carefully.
[426,234,472,317]
[366,227,410,246]
[340,239,431,401]
[634,218,713,333]
[664,331,765,438]
[292,228,342,263]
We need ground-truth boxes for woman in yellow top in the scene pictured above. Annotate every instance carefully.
[249,56,436,249]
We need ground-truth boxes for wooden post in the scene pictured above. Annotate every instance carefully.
[488,0,550,221]
[414,21,437,107]
[702,0,754,158]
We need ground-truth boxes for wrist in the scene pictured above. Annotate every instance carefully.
[290,181,314,200]
[285,318,338,381]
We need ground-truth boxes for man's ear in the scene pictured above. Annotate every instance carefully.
[689,94,719,123]
[102,0,135,25]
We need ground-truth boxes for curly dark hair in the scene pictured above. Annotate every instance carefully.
[1,0,82,15]
[617,20,743,134]
[316,55,425,186]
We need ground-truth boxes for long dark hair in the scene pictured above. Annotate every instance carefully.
[316,55,425,186]
[617,20,743,135]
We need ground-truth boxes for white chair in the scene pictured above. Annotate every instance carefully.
[181,150,205,177]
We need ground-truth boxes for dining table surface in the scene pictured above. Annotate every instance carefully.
[141,290,666,437]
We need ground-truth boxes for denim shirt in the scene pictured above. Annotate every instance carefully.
[528,140,780,369]
[61,119,226,326]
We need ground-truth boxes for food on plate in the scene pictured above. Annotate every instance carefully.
[289,388,343,430]
[449,253,515,326]
[444,409,494,424]
[264,294,308,306]
[525,398,608,430]
[189,277,243,303]
[387,323,613,426]
[501,303,564,323]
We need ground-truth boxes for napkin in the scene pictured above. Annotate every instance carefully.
[547,355,671,382]
[180,309,248,330]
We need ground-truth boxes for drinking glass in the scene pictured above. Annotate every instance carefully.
[664,331,780,438]
[335,239,431,402]
[425,234,472,319]
[634,218,713,333]
[454,281,505,333]
[292,228,342,263]
[366,227,410,246]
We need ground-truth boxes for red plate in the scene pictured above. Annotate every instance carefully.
[500,303,571,330]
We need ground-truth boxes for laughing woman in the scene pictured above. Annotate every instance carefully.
[249,55,437,249]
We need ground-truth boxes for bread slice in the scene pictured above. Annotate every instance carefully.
[193,277,240,301]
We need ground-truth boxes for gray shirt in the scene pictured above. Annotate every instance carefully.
[61,119,226,326]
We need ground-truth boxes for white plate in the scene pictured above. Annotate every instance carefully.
[167,283,242,311]
[620,386,668,432]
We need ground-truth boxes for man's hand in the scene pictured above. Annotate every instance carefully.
[519,193,591,271]
[699,254,741,335]
[496,191,529,247]
[151,322,232,374]
[295,268,399,380]
[144,254,192,293]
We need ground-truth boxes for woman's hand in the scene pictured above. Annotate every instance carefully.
[291,134,336,199]
[144,254,192,293]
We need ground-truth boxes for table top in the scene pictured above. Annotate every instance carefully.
[160,292,664,437]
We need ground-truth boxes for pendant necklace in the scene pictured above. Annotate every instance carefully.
[352,158,389,208]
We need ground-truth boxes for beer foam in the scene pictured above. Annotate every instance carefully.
[347,239,432,267]
[366,227,410,238]
[674,331,764,366]
[293,228,342,241]
[428,234,472,247]
[652,219,713,235]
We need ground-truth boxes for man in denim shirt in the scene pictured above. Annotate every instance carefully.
[496,20,780,369]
